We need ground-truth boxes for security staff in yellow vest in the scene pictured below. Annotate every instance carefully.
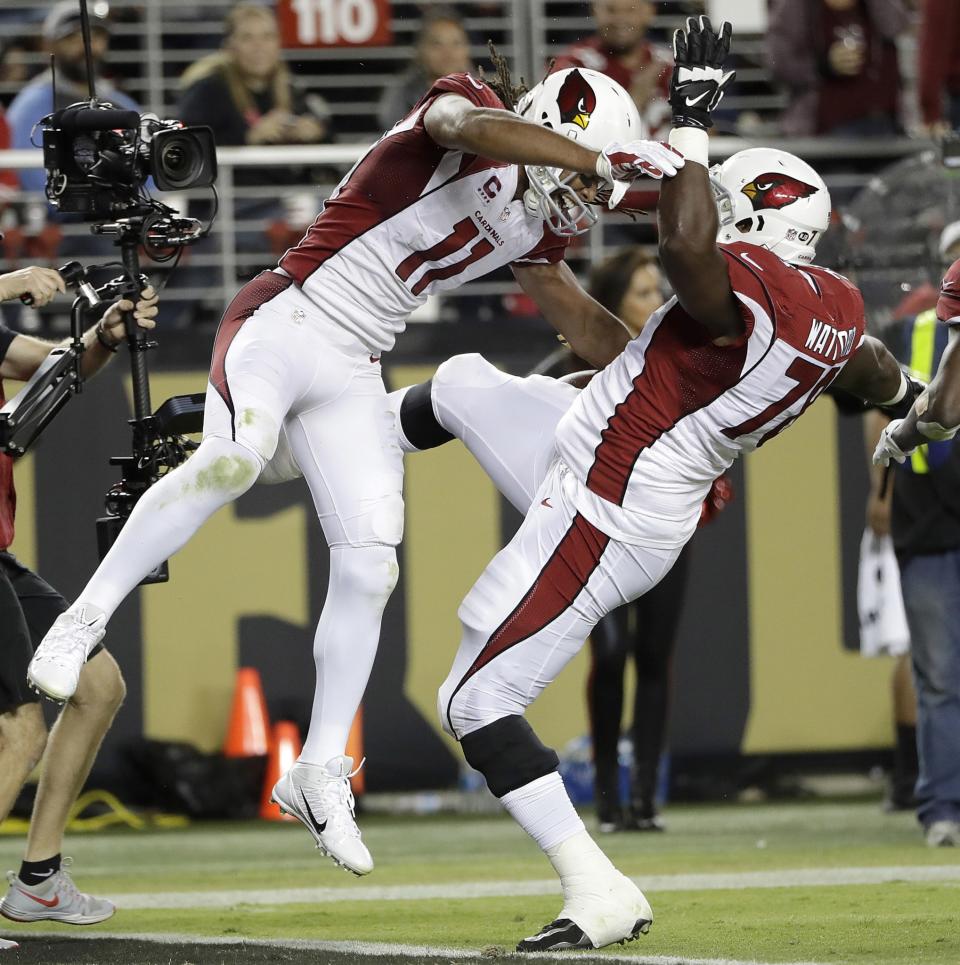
[874,258,960,847]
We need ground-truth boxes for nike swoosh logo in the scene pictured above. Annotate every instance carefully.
[17,889,59,908]
[541,498,552,508]
[685,91,710,106]
[369,355,381,364]
[300,790,327,836]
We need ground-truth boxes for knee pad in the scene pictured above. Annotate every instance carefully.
[459,714,559,798]
[434,353,503,392]
[332,545,400,607]
[191,437,264,499]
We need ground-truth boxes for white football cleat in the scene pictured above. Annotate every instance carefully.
[0,938,18,949]
[271,755,373,876]
[27,605,107,703]
[518,871,652,951]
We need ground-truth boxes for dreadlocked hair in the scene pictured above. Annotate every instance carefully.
[481,41,553,113]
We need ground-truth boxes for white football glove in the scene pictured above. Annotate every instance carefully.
[872,419,914,467]
[595,140,684,208]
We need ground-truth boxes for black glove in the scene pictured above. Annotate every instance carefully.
[669,16,735,130]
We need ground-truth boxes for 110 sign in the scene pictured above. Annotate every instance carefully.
[278,0,393,47]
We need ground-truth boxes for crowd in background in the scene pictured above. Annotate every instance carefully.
[0,1,958,297]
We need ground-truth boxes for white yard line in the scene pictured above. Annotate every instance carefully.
[0,928,831,965]
[105,863,960,910]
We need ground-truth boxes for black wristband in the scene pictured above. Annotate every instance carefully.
[96,320,120,353]
[878,375,924,421]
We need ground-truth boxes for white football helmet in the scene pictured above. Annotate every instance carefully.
[518,68,643,236]
[710,148,830,264]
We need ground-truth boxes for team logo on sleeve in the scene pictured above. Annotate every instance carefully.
[557,69,597,130]
[741,173,819,212]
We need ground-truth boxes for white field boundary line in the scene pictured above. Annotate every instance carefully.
[105,863,960,910]
[0,929,830,965]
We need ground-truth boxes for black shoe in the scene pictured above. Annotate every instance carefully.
[516,914,652,952]
[517,918,594,952]
[627,799,666,832]
[596,802,625,833]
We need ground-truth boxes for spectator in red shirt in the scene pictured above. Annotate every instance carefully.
[917,0,960,135]
[0,110,17,204]
[766,0,909,137]
[551,0,672,139]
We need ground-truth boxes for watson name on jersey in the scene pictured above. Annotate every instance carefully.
[556,241,865,547]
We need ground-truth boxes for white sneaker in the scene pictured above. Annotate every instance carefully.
[27,605,106,703]
[518,872,653,951]
[0,938,18,949]
[271,755,373,876]
[1,858,114,925]
[926,820,960,847]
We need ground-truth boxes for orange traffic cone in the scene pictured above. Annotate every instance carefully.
[260,720,302,821]
[224,667,270,758]
[346,707,365,796]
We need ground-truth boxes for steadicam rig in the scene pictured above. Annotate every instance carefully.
[0,261,97,456]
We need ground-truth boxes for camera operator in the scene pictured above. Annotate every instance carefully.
[0,267,156,932]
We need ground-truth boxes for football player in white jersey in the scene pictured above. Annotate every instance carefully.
[389,18,921,951]
[26,57,683,875]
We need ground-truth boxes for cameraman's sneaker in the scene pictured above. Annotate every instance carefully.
[926,820,960,847]
[271,755,373,876]
[1,859,114,925]
[27,605,106,702]
[517,871,652,952]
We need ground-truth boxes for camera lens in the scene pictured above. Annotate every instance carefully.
[151,126,217,191]
[157,132,203,189]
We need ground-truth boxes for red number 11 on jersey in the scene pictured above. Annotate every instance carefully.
[395,217,494,296]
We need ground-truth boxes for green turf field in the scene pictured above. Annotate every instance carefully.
[1,799,958,964]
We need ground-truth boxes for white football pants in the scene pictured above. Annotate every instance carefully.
[78,271,403,765]
[406,354,682,740]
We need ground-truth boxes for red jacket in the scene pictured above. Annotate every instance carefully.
[918,0,960,125]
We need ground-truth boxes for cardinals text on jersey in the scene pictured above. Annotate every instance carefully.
[554,242,866,547]
[279,74,568,355]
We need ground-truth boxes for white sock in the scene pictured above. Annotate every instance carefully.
[545,829,618,882]
[77,437,262,620]
[299,544,398,764]
[499,772,585,852]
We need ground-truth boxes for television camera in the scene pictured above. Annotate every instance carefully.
[1,0,217,583]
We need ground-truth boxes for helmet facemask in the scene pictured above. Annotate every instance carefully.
[523,165,599,237]
[517,67,643,238]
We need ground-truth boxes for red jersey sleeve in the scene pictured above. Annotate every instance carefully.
[512,227,570,267]
[937,258,960,324]
[422,73,505,111]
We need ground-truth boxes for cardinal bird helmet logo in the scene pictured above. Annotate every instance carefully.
[556,69,597,130]
[741,172,819,212]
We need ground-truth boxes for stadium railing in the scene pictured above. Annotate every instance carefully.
[0,135,935,329]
